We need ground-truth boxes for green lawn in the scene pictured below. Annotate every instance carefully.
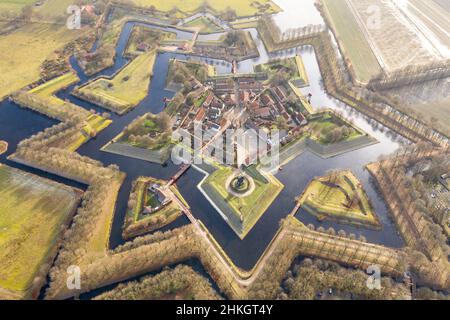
[307,112,362,145]
[0,165,81,295]
[202,165,284,239]
[300,170,380,228]
[322,0,381,83]
[194,92,208,108]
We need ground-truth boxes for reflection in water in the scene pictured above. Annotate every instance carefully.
[272,0,325,32]
[0,17,407,270]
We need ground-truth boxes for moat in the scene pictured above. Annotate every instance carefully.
[0,13,407,271]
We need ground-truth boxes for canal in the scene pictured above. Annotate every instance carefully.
[0,5,406,271]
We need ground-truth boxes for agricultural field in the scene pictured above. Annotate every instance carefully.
[201,165,283,239]
[0,0,36,16]
[124,0,281,18]
[0,23,80,101]
[33,0,81,21]
[0,165,82,297]
[383,76,450,135]
[321,0,381,83]
[406,0,450,52]
[434,0,450,12]
[407,98,450,135]
[74,51,156,114]
[346,0,445,72]
[299,170,380,229]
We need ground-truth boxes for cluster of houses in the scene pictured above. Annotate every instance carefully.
[244,84,307,131]
[170,68,312,160]
[193,43,254,62]
[191,90,227,134]
[176,79,228,140]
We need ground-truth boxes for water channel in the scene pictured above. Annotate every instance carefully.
[0,2,407,271]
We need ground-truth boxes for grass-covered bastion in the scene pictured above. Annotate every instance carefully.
[102,112,174,164]
[73,51,157,115]
[200,164,284,239]
[125,25,177,57]
[298,170,381,229]
[255,55,309,87]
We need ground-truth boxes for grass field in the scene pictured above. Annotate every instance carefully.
[0,0,36,16]
[321,0,381,83]
[307,112,362,145]
[300,170,380,228]
[28,72,79,98]
[0,23,80,101]
[75,51,156,114]
[407,98,450,135]
[33,0,75,20]
[202,165,283,238]
[0,165,81,295]
[125,0,281,17]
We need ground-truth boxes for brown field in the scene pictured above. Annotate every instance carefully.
[347,0,441,72]
[321,0,381,83]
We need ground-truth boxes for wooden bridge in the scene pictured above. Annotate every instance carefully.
[168,163,191,186]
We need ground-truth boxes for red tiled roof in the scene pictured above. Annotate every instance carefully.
[194,107,206,122]
[255,107,271,118]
